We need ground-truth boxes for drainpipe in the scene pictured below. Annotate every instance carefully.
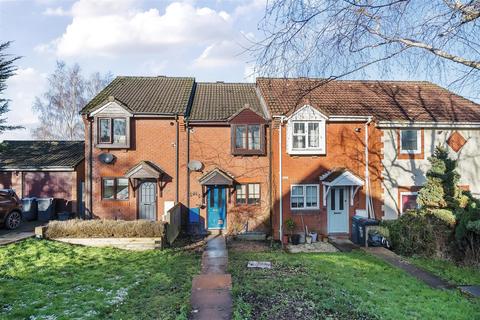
[186,119,190,209]
[268,122,273,238]
[364,116,374,219]
[175,114,179,204]
[273,115,286,241]
[88,117,93,217]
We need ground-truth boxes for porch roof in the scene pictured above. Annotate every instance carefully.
[125,161,165,179]
[320,168,364,186]
[198,168,234,186]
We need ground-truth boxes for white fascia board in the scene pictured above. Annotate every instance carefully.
[377,121,480,129]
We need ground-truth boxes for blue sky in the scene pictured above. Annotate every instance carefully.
[1,0,478,141]
[1,0,265,140]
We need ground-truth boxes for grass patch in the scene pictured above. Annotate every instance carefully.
[229,246,480,320]
[408,256,480,286]
[0,239,201,319]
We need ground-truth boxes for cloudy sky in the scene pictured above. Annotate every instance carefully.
[1,0,265,140]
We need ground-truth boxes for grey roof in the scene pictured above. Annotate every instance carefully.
[0,140,84,171]
[189,82,265,121]
[81,76,195,115]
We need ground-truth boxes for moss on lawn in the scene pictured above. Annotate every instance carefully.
[229,247,480,320]
[0,239,201,320]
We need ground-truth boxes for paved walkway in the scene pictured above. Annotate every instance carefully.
[190,235,232,320]
[0,221,44,246]
[364,247,454,290]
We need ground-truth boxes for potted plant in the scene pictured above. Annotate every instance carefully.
[285,218,300,244]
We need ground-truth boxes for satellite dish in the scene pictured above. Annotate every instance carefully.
[99,153,115,164]
[188,160,203,171]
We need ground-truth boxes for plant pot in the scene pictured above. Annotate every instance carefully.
[306,235,313,244]
[309,232,318,242]
[282,234,289,245]
[290,234,301,245]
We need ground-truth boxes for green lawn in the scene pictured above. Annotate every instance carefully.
[0,239,201,320]
[229,245,480,320]
[408,256,480,286]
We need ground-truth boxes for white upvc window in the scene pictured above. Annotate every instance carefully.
[400,129,421,154]
[290,184,319,210]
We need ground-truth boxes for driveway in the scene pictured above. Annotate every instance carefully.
[0,220,45,245]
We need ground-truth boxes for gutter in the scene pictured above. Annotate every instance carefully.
[273,115,286,241]
[377,121,480,129]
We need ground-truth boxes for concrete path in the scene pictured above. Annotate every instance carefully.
[364,247,454,290]
[329,238,359,252]
[190,236,232,320]
[0,221,44,246]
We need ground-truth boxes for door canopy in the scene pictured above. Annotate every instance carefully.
[320,168,364,206]
[125,161,165,179]
[199,168,234,186]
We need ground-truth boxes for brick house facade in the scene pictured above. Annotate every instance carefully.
[82,76,480,239]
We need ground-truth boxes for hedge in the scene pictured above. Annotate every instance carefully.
[46,219,166,238]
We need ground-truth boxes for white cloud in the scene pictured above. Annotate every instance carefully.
[193,40,244,68]
[43,6,69,16]
[41,0,234,58]
[0,67,47,140]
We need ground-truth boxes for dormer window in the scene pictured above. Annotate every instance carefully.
[232,124,265,155]
[286,105,327,155]
[96,117,130,148]
[229,107,267,156]
[292,122,320,150]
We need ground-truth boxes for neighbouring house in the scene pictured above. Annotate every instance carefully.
[187,82,271,233]
[0,140,85,214]
[81,76,194,220]
[257,78,480,239]
[82,75,480,239]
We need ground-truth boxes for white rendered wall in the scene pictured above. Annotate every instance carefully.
[381,128,480,220]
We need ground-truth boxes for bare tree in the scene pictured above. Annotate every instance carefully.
[255,0,480,96]
[0,41,22,135]
[32,61,112,140]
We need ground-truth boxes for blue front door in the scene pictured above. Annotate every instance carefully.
[207,186,226,229]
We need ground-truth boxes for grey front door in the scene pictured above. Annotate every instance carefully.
[139,181,156,220]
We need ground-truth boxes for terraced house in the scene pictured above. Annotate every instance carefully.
[82,76,480,240]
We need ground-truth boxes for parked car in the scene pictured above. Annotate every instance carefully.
[0,189,23,229]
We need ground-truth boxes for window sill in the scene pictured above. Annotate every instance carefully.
[96,143,130,149]
[288,149,325,156]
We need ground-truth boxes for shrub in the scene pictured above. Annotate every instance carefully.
[227,205,259,235]
[46,219,166,238]
[383,210,454,257]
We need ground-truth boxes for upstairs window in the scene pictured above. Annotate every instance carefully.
[235,183,261,205]
[232,124,265,155]
[400,129,421,154]
[102,178,129,200]
[97,117,128,147]
[292,122,320,150]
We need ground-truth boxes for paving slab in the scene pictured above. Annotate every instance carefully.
[364,247,454,290]
[329,238,359,252]
[190,235,232,320]
[459,285,480,297]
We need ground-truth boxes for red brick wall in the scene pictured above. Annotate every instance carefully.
[271,120,384,239]
[85,116,187,220]
[188,125,271,232]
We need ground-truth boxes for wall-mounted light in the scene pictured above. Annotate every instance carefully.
[355,128,361,133]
